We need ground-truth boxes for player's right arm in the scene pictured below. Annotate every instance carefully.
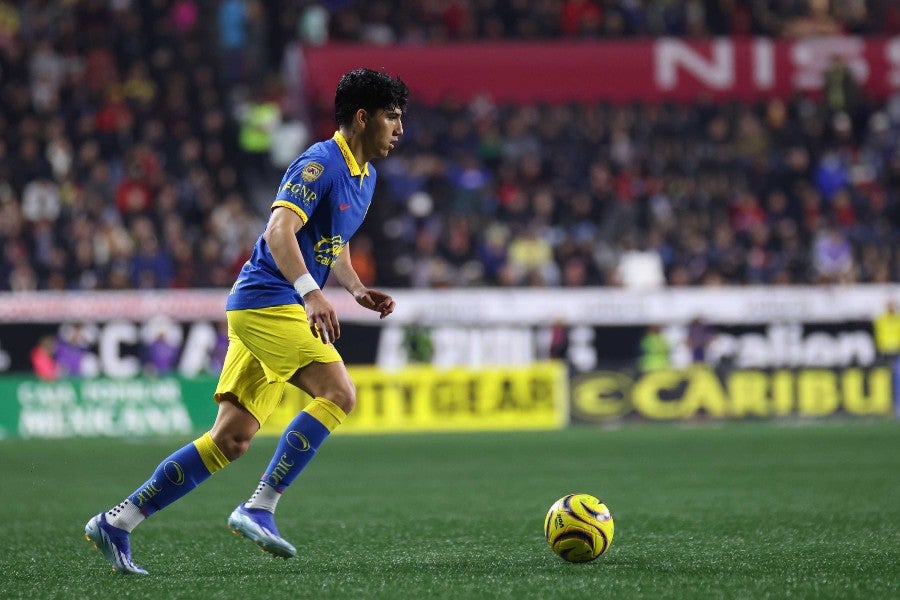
[263,207,340,344]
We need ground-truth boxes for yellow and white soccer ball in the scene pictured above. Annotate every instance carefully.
[544,493,614,563]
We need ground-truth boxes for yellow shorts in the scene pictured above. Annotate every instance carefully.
[214,304,342,426]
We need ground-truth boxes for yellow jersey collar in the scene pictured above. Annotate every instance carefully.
[333,131,370,177]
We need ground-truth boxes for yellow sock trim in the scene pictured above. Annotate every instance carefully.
[193,432,230,474]
[302,397,347,432]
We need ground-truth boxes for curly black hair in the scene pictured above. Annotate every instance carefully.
[334,68,409,128]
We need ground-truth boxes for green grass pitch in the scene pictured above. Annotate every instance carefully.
[1,420,898,599]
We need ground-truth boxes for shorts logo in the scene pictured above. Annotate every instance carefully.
[164,461,185,485]
[301,162,324,182]
[286,431,310,452]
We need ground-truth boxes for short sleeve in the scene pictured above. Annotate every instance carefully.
[272,156,332,223]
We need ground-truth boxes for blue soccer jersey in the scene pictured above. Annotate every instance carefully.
[226,132,376,310]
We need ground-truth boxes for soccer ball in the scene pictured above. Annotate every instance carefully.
[544,493,614,563]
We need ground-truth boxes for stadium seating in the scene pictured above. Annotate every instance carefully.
[0,1,897,291]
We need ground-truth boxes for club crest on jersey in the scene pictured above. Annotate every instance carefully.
[301,162,324,182]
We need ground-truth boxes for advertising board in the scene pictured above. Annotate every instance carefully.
[0,362,569,439]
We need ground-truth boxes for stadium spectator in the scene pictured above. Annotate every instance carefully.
[639,324,670,371]
[142,317,182,376]
[208,320,230,374]
[30,335,59,381]
[218,0,248,85]
[560,0,603,37]
[170,0,199,37]
[55,323,93,377]
[874,299,900,359]
[297,2,330,46]
[686,317,716,364]
[812,225,855,283]
[402,321,434,363]
[236,84,283,183]
[873,298,900,413]
[823,56,864,120]
[782,0,844,38]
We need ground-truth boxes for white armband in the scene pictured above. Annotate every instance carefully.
[293,273,320,297]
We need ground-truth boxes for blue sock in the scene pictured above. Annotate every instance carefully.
[261,397,346,492]
[129,432,230,516]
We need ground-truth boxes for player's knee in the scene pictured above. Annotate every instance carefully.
[326,380,356,415]
[212,430,253,461]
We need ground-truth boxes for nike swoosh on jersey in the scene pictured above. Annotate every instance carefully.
[339,203,351,210]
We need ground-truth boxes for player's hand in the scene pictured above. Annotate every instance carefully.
[303,290,340,344]
[354,289,396,319]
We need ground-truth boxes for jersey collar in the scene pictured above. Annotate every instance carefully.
[333,131,370,178]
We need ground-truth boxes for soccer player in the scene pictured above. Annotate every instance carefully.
[84,68,408,574]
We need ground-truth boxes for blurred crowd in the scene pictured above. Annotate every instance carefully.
[284,0,900,45]
[0,0,898,293]
[0,0,266,292]
[366,89,900,287]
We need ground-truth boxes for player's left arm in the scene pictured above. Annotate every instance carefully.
[332,243,395,319]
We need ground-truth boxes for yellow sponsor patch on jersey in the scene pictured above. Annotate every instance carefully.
[301,162,324,182]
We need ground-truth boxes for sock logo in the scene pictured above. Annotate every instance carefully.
[164,461,185,485]
[133,480,162,507]
[286,431,310,452]
[266,453,295,487]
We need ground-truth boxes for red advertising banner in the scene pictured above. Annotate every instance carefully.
[302,36,900,104]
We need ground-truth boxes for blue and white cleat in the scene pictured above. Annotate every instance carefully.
[84,513,149,575]
[227,503,297,559]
